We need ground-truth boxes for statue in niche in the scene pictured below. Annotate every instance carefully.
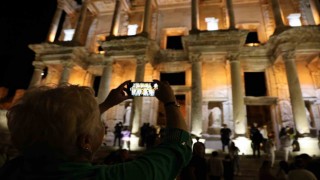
[123,102,132,127]
[208,107,222,134]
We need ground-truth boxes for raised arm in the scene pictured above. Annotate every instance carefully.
[153,80,188,131]
[99,80,132,114]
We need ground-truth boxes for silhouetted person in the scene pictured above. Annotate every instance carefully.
[250,123,263,157]
[145,125,157,149]
[179,140,207,180]
[292,135,300,152]
[139,123,149,147]
[208,151,223,180]
[223,155,234,180]
[114,122,123,147]
[258,160,277,180]
[288,158,317,180]
[229,141,240,175]
[276,160,289,180]
[220,123,231,152]
[265,132,276,167]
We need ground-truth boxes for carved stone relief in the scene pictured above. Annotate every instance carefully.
[279,100,294,128]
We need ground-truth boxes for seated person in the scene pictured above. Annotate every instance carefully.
[0,80,192,180]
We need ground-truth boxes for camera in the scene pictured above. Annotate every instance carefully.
[126,82,158,97]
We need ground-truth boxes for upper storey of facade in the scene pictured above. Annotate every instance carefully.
[29,0,320,75]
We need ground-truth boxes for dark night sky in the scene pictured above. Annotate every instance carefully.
[0,0,56,95]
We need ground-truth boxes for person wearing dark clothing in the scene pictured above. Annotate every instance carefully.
[114,122,123,147]
[292,135,300,152]
[223,155,234,180]
[139,123,149,147]
[145,125,157,149]
[250,123,263,157]
[179,141,207,180]
[220,124,232,152]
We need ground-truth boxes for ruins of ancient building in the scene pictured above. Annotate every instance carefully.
[26,0,320,153]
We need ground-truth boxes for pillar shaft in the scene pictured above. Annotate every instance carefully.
[283,52,310,134]
[190,54,203,136]
[314,0,320,23]
[229,56,246,135]
[271,0,284,27]
[226,0,235,29]
[73,0,90,43]
[131,56,146,134]
[59,63,73,85]
[47,7,63,42]
[299,0,316,25]
[110,0,121,37]
[97,59,113,103]
[191,0,199,32]
[29,62,45,88]
[142,0,152,36]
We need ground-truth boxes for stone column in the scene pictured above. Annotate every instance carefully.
[29,61,45,88]
[47,5,63,42]
[72,0,90,43]
[314,0,320,23]
[97,58,113,103]
[142,0,152,37]
[283,52,310,134]
[229,54,246,135]
[190,54,203,136]
[59,62,73,85]
[299,0,316,25]
[226,0,236,29]
[109,0,121,37]
[131,56,146,134]
[271,0,285,27]
[190,0,199,33]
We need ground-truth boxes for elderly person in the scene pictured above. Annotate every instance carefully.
[0,80,192,179]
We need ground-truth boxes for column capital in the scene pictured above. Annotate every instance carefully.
[32,61,46,70]
[282,51,295,62]
[227,53,239,62]
[189,53,201,63]
[136,55,147,64]
[102,57,114,65]
[61,61,74,68]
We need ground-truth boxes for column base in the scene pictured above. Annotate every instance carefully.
[189,29,200,34]
[272,26,292,35]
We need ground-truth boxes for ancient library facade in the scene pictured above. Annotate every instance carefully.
[8,0,320,153]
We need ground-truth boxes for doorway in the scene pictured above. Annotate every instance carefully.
[246,105,272,133]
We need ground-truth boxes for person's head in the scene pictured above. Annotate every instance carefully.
[192,141,205,157]
[7,85,104,161]
[211,151,218,157]
[222,123,227,128]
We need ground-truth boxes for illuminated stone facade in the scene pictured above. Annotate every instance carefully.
[27,0,320,153]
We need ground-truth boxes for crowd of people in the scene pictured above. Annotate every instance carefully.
[1,77,320,179]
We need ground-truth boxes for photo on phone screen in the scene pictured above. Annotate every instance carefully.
[127,82,158,97]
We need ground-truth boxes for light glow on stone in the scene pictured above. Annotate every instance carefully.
[205,17,219,31]
[128,24,138,36]
[287,13,302,27]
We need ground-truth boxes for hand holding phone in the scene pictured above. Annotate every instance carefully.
[126,82,159,97]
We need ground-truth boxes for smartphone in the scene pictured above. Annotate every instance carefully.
[126,82,158,97]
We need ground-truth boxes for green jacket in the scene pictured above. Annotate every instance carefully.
[0,129,192,180]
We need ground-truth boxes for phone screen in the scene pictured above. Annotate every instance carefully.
[127,82,158,97]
